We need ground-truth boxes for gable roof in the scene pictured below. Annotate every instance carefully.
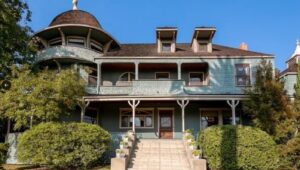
[106,43,272,57]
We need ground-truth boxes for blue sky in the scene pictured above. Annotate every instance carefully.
[27,0,300,71]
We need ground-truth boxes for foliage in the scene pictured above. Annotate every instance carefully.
[17,122,112,169]
[0,0,35,79]
[192,150,201,156]
[199,125,279,170]
[243,59,295,143]
[0,65,85,130]
[279,134,300,169]
[0,143,8,164]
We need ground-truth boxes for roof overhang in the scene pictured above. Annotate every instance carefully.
[156,27,177,41]
[192,27,216,42]
[33,24,121,50]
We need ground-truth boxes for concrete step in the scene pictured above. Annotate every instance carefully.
[128,139,191,170]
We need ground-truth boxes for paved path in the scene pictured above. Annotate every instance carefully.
[128,139,191,170]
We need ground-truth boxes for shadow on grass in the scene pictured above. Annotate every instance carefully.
[220,126,238,170]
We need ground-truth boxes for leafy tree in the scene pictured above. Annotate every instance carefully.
[0,65,85,130]
[243,60,294,143]
[17,122,111,169]
[0,0,35,79]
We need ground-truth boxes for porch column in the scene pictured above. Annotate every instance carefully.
[97,63,102,94]
[81,101,90,122]
[128,100,140,133]
[177,62,182,80]
[227,99,240,125]
[177,99,189,132]
[135,62,139,80]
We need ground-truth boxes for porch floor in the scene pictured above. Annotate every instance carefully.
[128,139,191,170]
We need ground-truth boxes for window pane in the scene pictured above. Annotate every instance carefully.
[162,43,171,52]
[236,64,250,76]
[145,116,152,127]
[156,72,170,80]
[68,37,85,47]
[236,76,250,86]
[121,116,129,127]
[160,117,171,127]
[90,41,103,52]
[49,38,62,46]
[189,73,204,85]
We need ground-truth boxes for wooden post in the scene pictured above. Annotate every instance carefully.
[128,100,140,133]
[97,63,101,94]
[227,99,239,125]
[177,99,189,132]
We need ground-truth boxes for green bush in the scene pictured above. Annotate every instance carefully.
[17,122,111,169]
[0,143,9,163]
[199,125,279,170]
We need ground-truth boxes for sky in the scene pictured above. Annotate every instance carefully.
[27,0,300,71]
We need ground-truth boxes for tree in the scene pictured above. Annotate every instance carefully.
[17,122,111,169]
[0,0,35,80]
[242,60,294,143]
[0,65,85,130]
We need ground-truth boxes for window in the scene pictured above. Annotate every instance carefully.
[120,108,154,128]
[155,72,170,80]
[161,42,172,52]
[198,43,208,52]
[49,38,62,47]
[119,72,135,82]
[67,37,85,47]
[189,72,204,86]
[200,110,219,130]
[235,64,251,86]
[90,40,103,52]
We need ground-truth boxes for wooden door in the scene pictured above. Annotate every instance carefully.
[159,109,173,139]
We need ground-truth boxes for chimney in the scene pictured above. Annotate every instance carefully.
[239,42,248,50]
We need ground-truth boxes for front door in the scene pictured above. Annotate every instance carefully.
[159,109,173,139]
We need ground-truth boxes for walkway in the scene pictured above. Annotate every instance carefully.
[128,139,191,170]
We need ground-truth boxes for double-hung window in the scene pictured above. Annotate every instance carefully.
[67,37,86,47]
[120,108,154,128]
[235,64,251,86]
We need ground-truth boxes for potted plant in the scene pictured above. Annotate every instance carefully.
[116,149,126,158]
[188,141,197,150]
[120,141,128,149]
[123,135,129,142]
[185,135,194,143]
[192,150,201,159]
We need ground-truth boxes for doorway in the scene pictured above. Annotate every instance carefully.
[158,109,174,139]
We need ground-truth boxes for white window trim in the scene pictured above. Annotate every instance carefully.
[188,72,205,86]
[67,36,86,47]
[155,72,170,80]
[158,108,175,139]
[235,63,252,87]
[119,108,155,129]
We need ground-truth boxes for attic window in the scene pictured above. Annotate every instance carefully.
[161,42,172,52]
[67,37,86,47]
[198,43,208,52]
[49,38,62,47]
[90,40,103,52]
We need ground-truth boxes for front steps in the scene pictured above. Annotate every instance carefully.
[128,139,191,170]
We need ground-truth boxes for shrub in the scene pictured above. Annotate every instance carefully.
[199,125,279,170]
[0,143,9,163]
[17,122,111,169]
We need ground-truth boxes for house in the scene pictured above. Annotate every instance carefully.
[280,41,300,100]
[32,6,274,140]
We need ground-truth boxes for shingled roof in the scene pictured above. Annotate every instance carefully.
[106,43,272,57]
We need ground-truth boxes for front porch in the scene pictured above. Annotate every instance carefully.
[81,96,248,139]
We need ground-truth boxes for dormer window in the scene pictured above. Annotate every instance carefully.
[191,27,216,53]
[49,38,62,47]
[161,42,172,52]
[67,36,86,47]
[156,27,177,53]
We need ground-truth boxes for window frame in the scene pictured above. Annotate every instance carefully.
[161,41,172,53]
[235,64,251,87]
[48,37,62,47]
[188,72,205,86]
[90,39,103,53]
[155,72,170,80]
[119,108,155,129]
[118,72,135,82]
[67,36,86,48]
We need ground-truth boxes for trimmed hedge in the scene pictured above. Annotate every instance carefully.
[0,143,8,163]
[17,122,111,169]
[199,125,279,170]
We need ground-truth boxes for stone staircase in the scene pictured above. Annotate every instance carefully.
[128,139,191,170]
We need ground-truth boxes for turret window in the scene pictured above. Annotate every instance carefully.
[90,40,103,52]
[67,36,86,47]
[49,38,62,47]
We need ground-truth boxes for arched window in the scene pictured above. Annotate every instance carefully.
[119,72,135,82]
